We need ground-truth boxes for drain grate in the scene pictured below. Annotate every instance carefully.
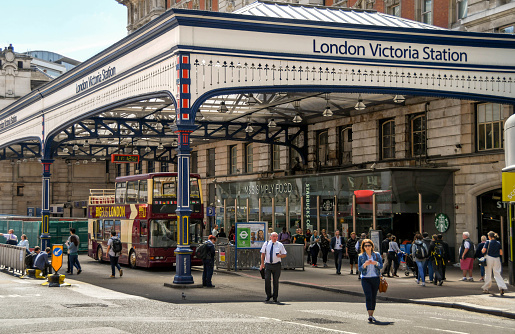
[295,318,344,324]
[62,303,108,308]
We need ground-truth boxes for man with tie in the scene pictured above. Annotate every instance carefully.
[330,229,345,275]
[260,232,287,303]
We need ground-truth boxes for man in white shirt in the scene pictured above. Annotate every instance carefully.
[0,229,18,245]
[330,230,345,275]
[211,225,219,237]
[260,232,287,303]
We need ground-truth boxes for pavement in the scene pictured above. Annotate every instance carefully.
[214,258,515,319]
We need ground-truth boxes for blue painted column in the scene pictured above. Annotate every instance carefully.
[40,159,54,249]
[173,53,196,284]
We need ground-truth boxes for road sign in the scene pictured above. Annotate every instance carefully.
[51,245,63,273]
[207,206,215,217]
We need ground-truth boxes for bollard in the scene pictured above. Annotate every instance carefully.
[47,274,61,287]
[26,269,36,278]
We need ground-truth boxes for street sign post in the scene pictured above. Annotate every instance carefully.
[51,245,63,273]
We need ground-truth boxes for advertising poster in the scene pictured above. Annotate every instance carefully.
[236,222,266,249]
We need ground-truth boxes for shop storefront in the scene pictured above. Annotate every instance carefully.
[478,189,508,263]
[215,168,455,246]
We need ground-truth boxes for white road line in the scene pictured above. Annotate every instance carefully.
[414,326,469,334]
[429,316,510,330]
[259,316,360,334]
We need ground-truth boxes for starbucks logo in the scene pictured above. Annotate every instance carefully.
[434,213,450,233]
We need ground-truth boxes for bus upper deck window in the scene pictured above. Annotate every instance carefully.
[139,181,148,203]
[115,182,127,204]
[126,181,138,203]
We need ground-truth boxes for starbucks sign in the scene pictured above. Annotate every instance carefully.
[434,213,450,233]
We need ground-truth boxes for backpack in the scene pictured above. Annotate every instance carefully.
[432,242,445,259]
[111,238,122,254]
[25,252,36,268]
[414,243,428,260]
[196,242,210,260]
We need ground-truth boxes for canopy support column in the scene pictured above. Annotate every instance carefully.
[41,159,54,249]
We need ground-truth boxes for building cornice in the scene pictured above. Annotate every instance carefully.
[460,2,515,28]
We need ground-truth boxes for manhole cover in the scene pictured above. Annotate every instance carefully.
[295,318,344,324]
[62,303,108,308]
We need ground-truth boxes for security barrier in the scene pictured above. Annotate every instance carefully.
[0,219,88,252]
[215,243,305,271]
[0,244,26,276]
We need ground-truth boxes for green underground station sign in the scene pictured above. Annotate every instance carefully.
[237,227,251,248]
[434,213,450,233]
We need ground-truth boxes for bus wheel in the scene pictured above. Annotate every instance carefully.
[97,246,104,263]
[129,250,136,269]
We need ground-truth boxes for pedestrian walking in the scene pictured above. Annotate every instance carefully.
[481,231,508,295]
[459,231,475,281]
[384,235,400,277]
[17,234,30,255]
[430,234,445,286]
[475,235,487,282]
[310,230,320,267]
[202,235,216,288]
[358,238,383,322]
[412,233,429,286]
[260,232,287,303]
[0,229,18,245]
[305,229,312,264]
[422,232,434,283]
[65,228,82,275]
[278,227,291,244]
[330,230,345,275]
[346,232,359,275]
[320,230,331,267]
[218,227,226,238]
[107,230,123,278]
[437,234,450,280]
[380,233,392,276]
[211,225,219,237]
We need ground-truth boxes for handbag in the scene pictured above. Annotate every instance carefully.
[478,241,490,266]
[379,276,388,293]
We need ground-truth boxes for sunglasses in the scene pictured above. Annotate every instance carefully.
[364,244,373,247]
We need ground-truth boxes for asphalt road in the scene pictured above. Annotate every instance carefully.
[1,255,514,334]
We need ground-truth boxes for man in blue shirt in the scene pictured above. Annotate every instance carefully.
[33,246,52,276]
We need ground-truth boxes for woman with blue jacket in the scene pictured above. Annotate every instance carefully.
[358,238,383,322]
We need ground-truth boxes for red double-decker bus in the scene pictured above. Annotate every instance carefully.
[87,173,204,268]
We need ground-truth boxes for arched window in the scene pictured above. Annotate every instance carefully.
[340,126,352,164]
[245,143,253,173]
[381,119,395,159]
[318,130,329,166]
[411,114,426,157]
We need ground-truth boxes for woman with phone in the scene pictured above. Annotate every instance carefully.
[358,238,383,322]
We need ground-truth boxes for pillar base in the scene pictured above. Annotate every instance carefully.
[173,247,194,284]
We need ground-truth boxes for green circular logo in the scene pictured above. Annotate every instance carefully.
[434,213,450,233]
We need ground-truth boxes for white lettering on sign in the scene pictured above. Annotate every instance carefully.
[0,115,17,130]
[76,66,116,94]
[312,39,468,63]
[243,183,293,195]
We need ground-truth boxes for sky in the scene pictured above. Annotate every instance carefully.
[1,0,128,62]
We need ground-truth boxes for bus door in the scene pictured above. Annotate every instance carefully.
[134,220,149,267]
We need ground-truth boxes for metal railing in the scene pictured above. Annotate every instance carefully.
[0,244,26,276]
[216,243,305,271]
[89,189,116,205]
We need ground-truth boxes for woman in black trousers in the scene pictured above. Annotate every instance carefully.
[358,238,384,322]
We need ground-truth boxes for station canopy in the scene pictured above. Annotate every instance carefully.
[0,1,507,163]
